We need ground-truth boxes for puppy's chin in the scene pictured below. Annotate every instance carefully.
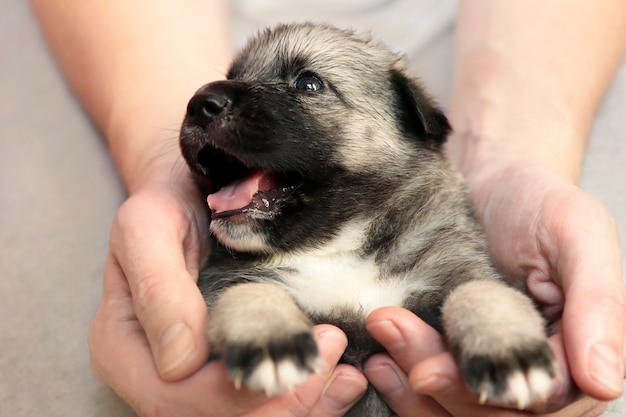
[210,218,270,253]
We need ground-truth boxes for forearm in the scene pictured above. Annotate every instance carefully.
[30,0,233,191]
[447,0,626,183]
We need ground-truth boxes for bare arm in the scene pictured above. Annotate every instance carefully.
[31,0,233,190]
[447,0,626,182]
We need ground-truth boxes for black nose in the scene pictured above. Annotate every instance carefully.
[186,91,231,127]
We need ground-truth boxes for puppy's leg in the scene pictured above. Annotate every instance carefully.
[208,282,320,396]
[441,280,558,409]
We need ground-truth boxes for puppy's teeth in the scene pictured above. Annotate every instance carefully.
[234,378,242,391]
[479,390,488,405]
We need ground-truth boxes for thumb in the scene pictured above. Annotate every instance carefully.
[551,203,625,400]
[112,194,210,381]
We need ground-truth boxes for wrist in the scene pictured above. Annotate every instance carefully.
[130,149,190,196]
[445,46,591,187]
[445,123,585,190]
[106,121,198,203]
[103,88,187,190]
[105,69,230,194]
[443,129,589,241]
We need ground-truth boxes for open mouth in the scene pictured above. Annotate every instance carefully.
[197,145,301,220]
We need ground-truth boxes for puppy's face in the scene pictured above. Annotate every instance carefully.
[179,24,450,254]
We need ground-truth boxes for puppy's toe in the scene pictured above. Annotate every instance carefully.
[225,332,320,396]
[461,341,558,410]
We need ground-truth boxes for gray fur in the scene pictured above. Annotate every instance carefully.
[179,23,557,416]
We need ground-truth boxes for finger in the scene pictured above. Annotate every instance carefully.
[365,307,446,373]
[543,197,626,399]
[244,325,367,417]
[309,364,368,416]
[365,353,452,416]
[90,255,271,417]
[365,307,453,416]
[110,194,210,380]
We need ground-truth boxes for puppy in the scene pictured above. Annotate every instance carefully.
[179,23,557,416]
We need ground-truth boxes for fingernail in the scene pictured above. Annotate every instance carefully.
[590,343,623,396]
[363,363,405,400]
[322,373,368,412]
[411,373,453,394]
[315,329,347,375]
[157,322,195,377]
[366,319,406,354]
[317,328,347,346]
[410,360,455,395]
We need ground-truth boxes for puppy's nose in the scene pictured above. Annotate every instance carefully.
[186,91,231,127]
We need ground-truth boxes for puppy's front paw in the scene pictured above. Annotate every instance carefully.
[207,282,320,396]
[459,341,559,409]
[224,331,320,396]
[442,280,559,409]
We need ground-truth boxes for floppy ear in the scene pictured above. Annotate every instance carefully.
[389,68,451,147]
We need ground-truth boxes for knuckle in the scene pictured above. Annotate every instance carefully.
[133,272,175,318]
[595,290,626,318]
[288,389,316,417]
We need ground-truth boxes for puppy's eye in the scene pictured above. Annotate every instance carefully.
[294,74,324,92]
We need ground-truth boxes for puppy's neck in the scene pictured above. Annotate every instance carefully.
[260,218,369,264]
[305,219,370,257]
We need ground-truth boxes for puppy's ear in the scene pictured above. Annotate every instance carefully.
[389,69,451,147]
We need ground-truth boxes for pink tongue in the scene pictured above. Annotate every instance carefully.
[207,171,275,213]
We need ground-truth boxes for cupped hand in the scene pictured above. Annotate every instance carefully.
[471,162,625,401]
[365,162,625,416]
[88,161,367,416]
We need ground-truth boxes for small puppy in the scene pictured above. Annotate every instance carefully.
[179,23,557,416]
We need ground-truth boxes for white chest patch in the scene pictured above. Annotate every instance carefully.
[277,252,410,318]
[270,221,423,318]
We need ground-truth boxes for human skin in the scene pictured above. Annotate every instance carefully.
[31,0,626,416]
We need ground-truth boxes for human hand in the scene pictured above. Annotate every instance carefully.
[468,162,625,402]
[88,161,367,416]
[364,162,625,416]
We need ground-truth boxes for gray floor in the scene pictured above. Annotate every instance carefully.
[1,2,624,416]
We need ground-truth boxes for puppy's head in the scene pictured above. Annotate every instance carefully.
[180,23,451,254]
